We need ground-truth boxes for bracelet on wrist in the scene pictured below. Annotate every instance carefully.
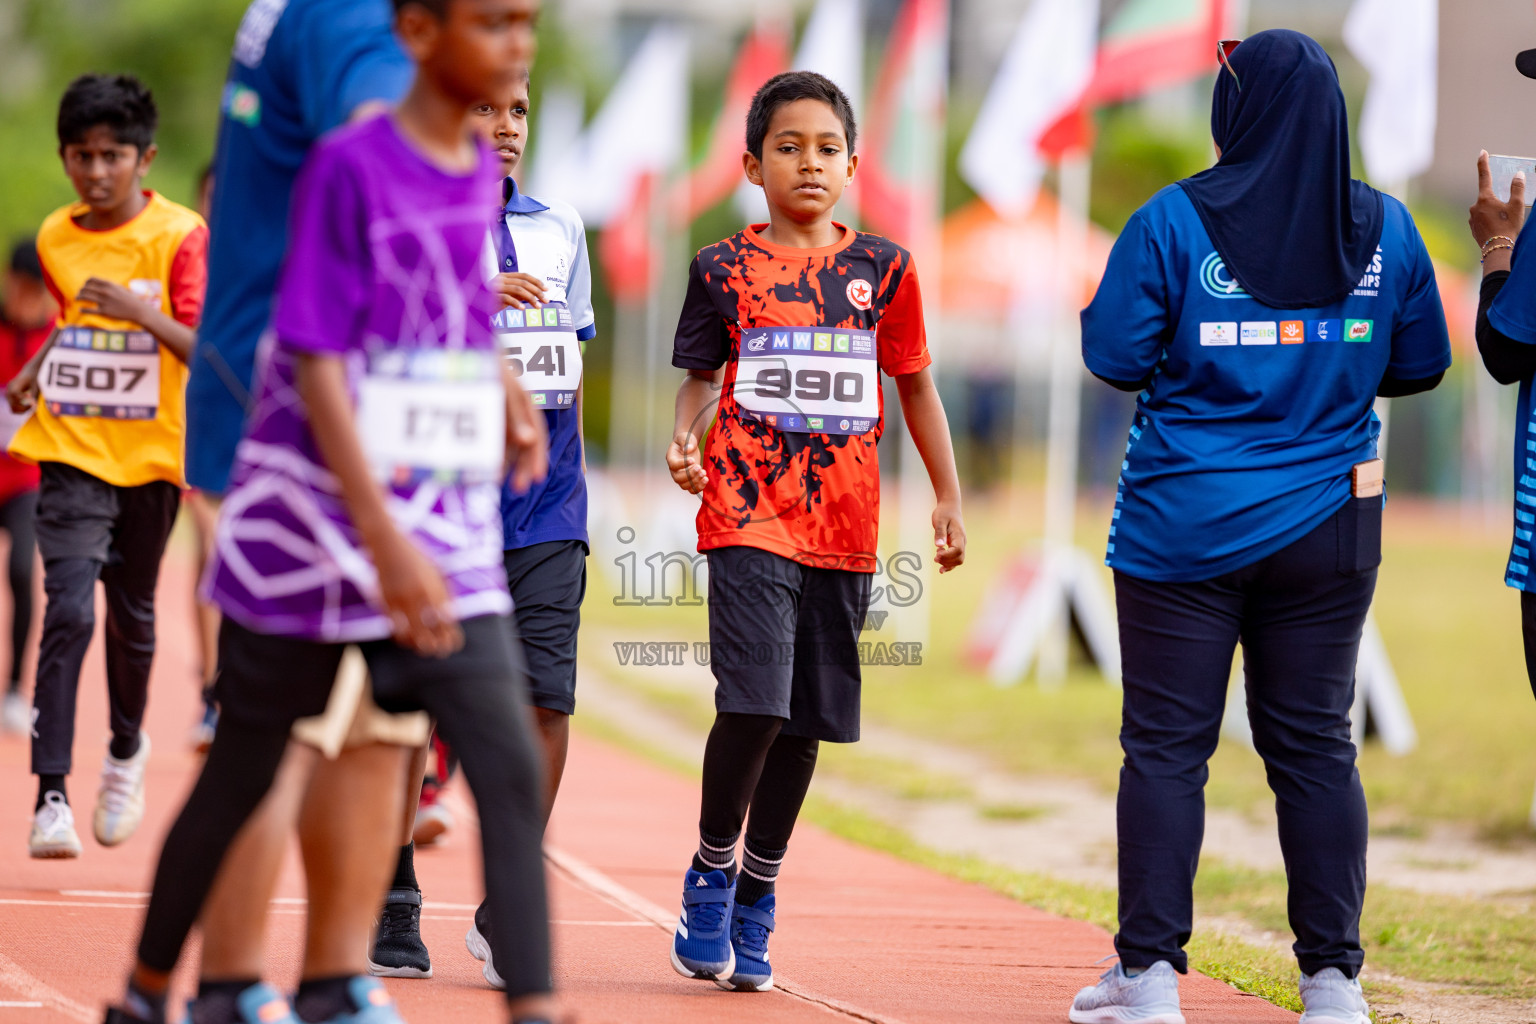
[1482,234,1517,258]
[1483,242,1515,264]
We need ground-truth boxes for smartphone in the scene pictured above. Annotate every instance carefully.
[1490,154,1536,205]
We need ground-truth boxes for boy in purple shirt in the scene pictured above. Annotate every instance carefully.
[106,2,556,1023]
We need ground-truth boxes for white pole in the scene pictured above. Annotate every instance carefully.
[1038,154,1091,687]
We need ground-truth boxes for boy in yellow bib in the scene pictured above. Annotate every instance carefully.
[4,74,206,858]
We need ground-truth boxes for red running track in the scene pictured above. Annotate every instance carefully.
[0,551,1297,1023]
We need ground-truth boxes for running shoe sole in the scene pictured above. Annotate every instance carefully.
[464,922,505,989]
[1068,1009,1185,1024]
[670,941,734,982]
[366,957,432,980]
[28,842,80,859]
[714,972,772,992]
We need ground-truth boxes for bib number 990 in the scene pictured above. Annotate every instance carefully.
[754,368,864,404]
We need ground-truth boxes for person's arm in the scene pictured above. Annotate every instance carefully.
[295,352,461,656]
[73,280,195,364]
[894,367,965,573]
[1377,370,1444,398]
[667,369,721,494]
[1470,150,1534,384]
[1475,271,1535,384]
[1091,370,1152,393]
[5,326,59,413]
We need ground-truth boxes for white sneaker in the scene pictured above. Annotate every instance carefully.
[29,791,81,858]
[412,801,454,846]
[1070,960,1186,1024]
[1299,967,1371,1024]
[1,692,28,734]
[94,734,150,846]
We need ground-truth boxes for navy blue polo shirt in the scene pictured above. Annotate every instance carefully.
[186,0,412,494]
[1486,230,1536,590]
[492,178,597,551]
[1082,185,1451,582]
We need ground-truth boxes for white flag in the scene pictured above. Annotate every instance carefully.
[958,0,1100,218]
[531,25,690,227]
[737,0,864,224]
[1344,0,1438,186]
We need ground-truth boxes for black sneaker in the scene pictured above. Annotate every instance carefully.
[367,887,432,978]
[464,899,505,989]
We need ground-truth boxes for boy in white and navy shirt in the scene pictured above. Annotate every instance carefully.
[369,68,598,988]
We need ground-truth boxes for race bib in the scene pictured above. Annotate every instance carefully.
[734,327,880,436]
[492,302,582,409]
[356,348,505,486]
[41,328,160,420]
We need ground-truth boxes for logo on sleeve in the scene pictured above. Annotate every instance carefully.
[846,279,874,310]
[1280,320,1304,344]
[1344,319,1374,343]
[1200,322,1238,346]
[1308,319,1343,342]
[1239,322,1277,346]
[1199,253,1248,299]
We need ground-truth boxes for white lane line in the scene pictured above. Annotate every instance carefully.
[59,890,148,899]
[0,952,95,1023]
[544,845,911,1024]
[0,1003,45,1008]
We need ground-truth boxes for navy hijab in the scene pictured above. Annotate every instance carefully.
[1178,30,1383,311]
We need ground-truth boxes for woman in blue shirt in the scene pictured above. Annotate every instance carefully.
[1070,31,1450,1024]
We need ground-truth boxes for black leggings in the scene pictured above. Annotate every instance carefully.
[699,712,820,852]
[0,490,36,691]
[137,615,550,999]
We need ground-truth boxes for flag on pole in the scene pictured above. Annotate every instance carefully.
[529,24,690,228]
[1083,0,1241,106]
[1344,0,1438,185]
[957,0,1099,219]
[860,0,948,246]
[736,0,866,224]
[680,23,789,223]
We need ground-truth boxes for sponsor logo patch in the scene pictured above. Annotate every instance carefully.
[772,332,789,350]
[792,332,812,350]
[1280,320,1304,344]
[1344,319,1374,342]
[813,333,832,351]
[1200,322,1238,347]
[1198,252,1248,299]
[1308,319,1343,343]
[1240,321,1278,346]
[834,334,850,352]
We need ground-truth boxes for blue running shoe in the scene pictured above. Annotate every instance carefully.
[312,977,406,1024]
[716,892,774,991]
[184,982,301,1024]
[1069,960,1185,1024]
[669,868,735,980]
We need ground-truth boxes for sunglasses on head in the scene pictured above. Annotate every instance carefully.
[1218,38,1242,91]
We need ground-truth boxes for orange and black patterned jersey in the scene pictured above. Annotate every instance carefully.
[671,223,930,572]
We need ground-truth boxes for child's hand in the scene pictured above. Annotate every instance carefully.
[667,431,707,493]
[933,501,966,573]
[504,373,549,492]
[6,366,38,413]
[492,272,547,310]
[76,278,151,325]
[372,527,463,656]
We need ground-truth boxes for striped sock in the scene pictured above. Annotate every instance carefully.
[692,829,739,881]
[735,837,787,907]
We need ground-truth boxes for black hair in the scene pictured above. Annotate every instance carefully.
[57,73,157,151]
[8,239,41,282]
[393,0,448,15]
[745,71,857,161]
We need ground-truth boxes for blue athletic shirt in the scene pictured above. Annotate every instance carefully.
[493,178,597,551]
[186,0,413,494]
[1082,185,1451,582]
[1484,231,1536,590]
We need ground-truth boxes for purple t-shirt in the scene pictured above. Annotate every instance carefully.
[206,114,511,641]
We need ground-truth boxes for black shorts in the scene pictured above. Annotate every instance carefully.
[214,613,525,731]
[504,540,586,715]
[705,545,872,743]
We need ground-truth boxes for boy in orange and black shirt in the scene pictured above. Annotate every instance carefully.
[666,71,965,991]
[6,74,206,859]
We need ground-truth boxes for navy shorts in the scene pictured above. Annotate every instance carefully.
[505,540,587,715]
[705,545,872,743]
